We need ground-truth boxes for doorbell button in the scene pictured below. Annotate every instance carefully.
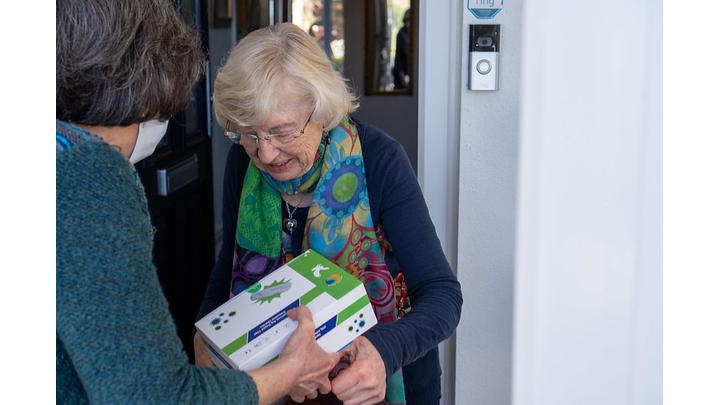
[477,59,492,75]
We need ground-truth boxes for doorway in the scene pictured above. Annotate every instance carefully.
[136,0,215,361]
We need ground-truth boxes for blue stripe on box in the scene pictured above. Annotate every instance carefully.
[314,315,337,340]
[248,299,300,343]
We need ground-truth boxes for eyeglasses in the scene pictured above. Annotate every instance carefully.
[224,111,314,148]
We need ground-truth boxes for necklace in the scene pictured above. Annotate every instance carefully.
[283,201,299,234]
[283,193,312,234]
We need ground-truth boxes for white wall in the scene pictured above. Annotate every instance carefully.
[512,1,662,404]
[453,2,525,404]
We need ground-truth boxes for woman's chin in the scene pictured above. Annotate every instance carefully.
[268,172,296,182]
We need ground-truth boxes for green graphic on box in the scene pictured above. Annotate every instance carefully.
[290,250,360,300]
[195,249,377,371]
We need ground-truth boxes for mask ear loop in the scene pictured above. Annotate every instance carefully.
[126,122,143,159]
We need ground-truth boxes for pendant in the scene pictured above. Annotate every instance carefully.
[283,217,298,233]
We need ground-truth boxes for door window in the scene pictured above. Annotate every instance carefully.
[291,0,345,71]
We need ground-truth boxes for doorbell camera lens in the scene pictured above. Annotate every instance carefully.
[477,37,492,47]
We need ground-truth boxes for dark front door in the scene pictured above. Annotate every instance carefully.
[135,0,214,362]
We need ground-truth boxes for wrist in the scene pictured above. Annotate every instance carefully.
[278,354,304,383]
[247,356,303,405]
[362,331,393,377]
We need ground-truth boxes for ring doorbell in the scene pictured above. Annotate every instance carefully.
[469,24,500,91]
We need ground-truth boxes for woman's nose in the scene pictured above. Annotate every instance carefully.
[256,139,280,164]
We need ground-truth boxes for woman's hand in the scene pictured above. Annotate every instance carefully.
[331,336,386,405]
[282,306,344,402]
[248,306,341,404]
[193,332,216,368]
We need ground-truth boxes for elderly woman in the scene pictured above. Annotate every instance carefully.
[195,23,463,405]
[57,2,340,404]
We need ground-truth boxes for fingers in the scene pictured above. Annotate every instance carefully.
[339,389,385,405]
[192,333,216,368]
[337,390,385,405]
[328,349,344,366]
[318,377,333,395]
[288,306,317,337]
[289,383,311,403]
[334,370,385,405]
[288,305,312,324]
[290,384,322,403]
[194,354,215,368]
[340,341,359,362]
[331,347,386,404]
[331,364,360,395]
[334,381,381,404]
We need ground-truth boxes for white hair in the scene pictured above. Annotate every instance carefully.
[213,22,358,130]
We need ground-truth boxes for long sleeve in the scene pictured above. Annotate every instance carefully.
[197,145,248,320]
[56,142,258,404]
[359,128,464,380]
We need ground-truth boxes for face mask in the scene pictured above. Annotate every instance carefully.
[129,119,169,164]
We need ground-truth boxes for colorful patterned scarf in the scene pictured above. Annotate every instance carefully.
[235,138,327,258]
[234,117,405,404]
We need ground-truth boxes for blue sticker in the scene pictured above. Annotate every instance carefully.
[468,0,503,19]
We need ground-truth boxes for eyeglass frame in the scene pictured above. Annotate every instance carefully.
[223,110,314,148]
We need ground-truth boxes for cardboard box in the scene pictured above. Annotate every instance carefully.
[195,249,378,370]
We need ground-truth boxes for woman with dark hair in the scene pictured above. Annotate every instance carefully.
[56,1,340,403]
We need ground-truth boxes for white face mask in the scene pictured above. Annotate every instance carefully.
[129,119,169,164]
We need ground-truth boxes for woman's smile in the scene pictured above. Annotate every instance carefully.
[265,158,294,174]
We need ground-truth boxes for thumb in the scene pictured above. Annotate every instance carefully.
[288,305,315,329]
[329,349,344,364]
[339,343,355,358]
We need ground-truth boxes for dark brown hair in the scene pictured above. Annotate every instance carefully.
[56,0,204,126]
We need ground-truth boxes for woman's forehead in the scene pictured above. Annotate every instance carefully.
[248,107,305,129]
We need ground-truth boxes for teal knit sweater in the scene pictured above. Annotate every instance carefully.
[56,120,258,404]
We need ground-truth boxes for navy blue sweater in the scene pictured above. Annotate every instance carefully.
[198,118,462,404]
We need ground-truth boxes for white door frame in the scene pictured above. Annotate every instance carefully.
[417,1,462,404]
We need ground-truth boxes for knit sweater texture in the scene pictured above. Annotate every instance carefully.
[56,120,258,404]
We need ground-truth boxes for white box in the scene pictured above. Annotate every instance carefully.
[195,249,378,370]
